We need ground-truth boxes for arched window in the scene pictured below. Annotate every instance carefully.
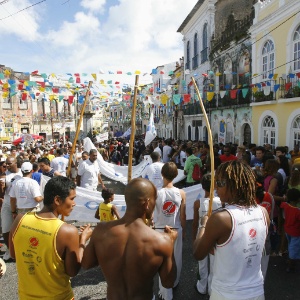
[262,116,275,148]
[188,125,192,140]
[293,25,300,71]
[195,126,199,141]
[186,41,190,70]
[262,40,275,79]
[201,24,208,63]
[292,115,300,147]
[193,33,198,69]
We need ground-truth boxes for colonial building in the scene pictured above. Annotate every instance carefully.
[208,0,255,146]
[177,0,217,142]
[250,0,300,150]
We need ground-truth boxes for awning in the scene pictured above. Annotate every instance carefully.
[0,137,11,141]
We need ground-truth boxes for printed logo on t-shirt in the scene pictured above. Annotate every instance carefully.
[162,200,177,216]
[249,228,257,240]
[29,237,39,248]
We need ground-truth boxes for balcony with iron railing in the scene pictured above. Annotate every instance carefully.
[183,102,202,116]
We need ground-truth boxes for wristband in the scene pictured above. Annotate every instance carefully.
[79,243,86,250]
[199,225,206,229]
[11,211,17,214]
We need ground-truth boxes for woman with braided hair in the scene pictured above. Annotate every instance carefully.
[193,160,270,300]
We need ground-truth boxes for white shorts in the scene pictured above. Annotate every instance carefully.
[1,204,13,234]
[210,290,265,300]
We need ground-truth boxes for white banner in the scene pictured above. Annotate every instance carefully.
[96,132,109,142]
[65,184,205,222]
[83,138,186,185]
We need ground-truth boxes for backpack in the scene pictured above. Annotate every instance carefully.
[111,151,119,163]
[192,163,202,182]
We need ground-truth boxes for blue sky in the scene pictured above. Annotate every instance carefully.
[0,0,196,84]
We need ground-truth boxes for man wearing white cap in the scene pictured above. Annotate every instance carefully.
[10,162,43,217]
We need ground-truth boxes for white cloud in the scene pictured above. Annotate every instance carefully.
[47,12,101,47]
[0,0,197,77]
[0,0,40,41]
[80,0,106,12]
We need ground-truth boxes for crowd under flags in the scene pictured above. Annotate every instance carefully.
[144,111,157,146]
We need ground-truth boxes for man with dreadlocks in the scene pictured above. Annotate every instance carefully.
[193,161,270,300]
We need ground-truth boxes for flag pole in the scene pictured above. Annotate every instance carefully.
[191,77,215,217]
[128,75,139,182]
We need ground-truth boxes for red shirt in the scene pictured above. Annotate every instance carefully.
[256,192,272,217]
[220,154,238,163]
[280,202,300,236]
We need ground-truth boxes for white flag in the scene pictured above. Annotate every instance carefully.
[145,112,157,146]
[121,127,131,138]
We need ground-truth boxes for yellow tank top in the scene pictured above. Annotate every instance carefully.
[12,212,74,300]
[99,202,116,221]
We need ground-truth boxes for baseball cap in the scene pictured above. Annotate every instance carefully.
[21,162,33,173]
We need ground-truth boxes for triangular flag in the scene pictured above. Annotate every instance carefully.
[183,94,191,103]
[173,94,181,105]
[91,73,97,80]
[21,93,28,101]
[207,92,214,101]
[242,88,249,98]
[220,91,226,99]
[68,95,74,104]
[230,90,238,99]
[117,71,122,74]
[160,94,169,104]
[263,86,271,96]
[274,84,280,93]
[4,69,11,76]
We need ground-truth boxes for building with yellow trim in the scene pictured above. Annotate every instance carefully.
[250,0,300,150]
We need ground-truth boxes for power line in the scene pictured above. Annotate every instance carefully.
[0,0,10,6]
[0,0,46,21]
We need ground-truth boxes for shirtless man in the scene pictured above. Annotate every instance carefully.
[82,178,178,300]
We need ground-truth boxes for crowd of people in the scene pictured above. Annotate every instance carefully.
[0,136,299,299]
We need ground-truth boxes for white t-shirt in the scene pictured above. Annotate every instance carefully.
[141,162,164,190]
[78,159,100,191]
[50,156,69,176]
[9,177,42,209]
[154,186,182,228]
[3,170,23,206]
[162,145,172,163]
[153,147,162,159]
[198,197,222,219]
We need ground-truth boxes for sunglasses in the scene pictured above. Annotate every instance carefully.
[215,180,226,187]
